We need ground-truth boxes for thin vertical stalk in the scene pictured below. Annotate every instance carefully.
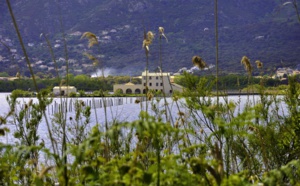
[95,44,108,133]
[159,35,169,122]
[143,27,152,114]
[6,0,38,92]
[95,42,109,160]
[41,34,61,81]
[166,75,192,146]
[146,52,149,113]
[156,137,161,186]
[6,0,59,167]
[41,34,65,154]
[57,1,69,184]
[292,0,300,23]
[215,0,219,106]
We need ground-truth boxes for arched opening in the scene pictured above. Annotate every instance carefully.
[143,89,146,94]
[126,88,132,94]
[135,88,141,94]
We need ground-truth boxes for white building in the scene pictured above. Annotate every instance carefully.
[275,67,294,79]
[113,70,183,95]
[53,86,77,96]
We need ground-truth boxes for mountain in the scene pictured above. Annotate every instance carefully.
[0,0,299,77]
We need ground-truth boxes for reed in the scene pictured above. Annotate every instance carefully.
[143,28,154,112]
[241,56,252,75]
[255,60,263,69]
[158,26,172,123]
[192,55,207,70]
[81,31,110,160]
[2,1,300,185]
[215,0,220,106]
[81,32,99,48]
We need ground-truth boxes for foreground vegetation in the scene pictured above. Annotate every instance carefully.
[1,1,300,185]
[0,74,300,185]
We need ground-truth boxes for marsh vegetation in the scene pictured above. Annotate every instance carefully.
[0,0,300,185]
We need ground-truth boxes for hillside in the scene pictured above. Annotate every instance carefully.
[0,0,299,76]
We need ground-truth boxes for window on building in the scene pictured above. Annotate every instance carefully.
[160,83,163,86]
[156,76,158,80]
[156,83,158,86]
[143,76,146,80]
[149,76,152,80]
[149,83,152,86]
[144,83,146,86]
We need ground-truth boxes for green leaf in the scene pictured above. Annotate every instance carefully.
[143,172,152,184]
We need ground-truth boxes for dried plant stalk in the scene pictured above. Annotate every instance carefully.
[192,55,207,69]
[255,60,263,69]
[143,31,154,52]
[81,32,98,48]
[159,27,168,42]
[241,56,252,74]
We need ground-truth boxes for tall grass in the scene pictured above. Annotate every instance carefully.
[143,28,154,112]
[1,1,300,185]
[215,0,219,106]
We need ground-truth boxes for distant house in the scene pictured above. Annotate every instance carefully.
[276,67,294,79]
[0,77,8,81]
[113,70,183,96]
[53,86,77,96]
[114,82,143,94]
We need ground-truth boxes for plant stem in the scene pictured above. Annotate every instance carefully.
[156,138,161,186]
[57,1,69,184]
[6,0,60,176]
[215,0,219,106]
[159,35,169,122]
[146,52,149,113]
[6,0,38,92]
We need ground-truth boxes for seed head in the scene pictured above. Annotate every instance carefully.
[255,60,263,69]
[143,31,155,52]
[147,92,153,101]
[81,32,98,48]
[158,27,168,42]
[178,111,185,116]
[241,56,252,74]
[192,55,207,69]
[83,52,99,66]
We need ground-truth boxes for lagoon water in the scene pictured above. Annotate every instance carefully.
[0,93,287,149]
[0,93,182,146]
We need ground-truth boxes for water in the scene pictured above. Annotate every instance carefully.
[0,94,181,145]
[0,93,288,147]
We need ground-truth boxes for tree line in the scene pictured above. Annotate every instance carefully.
[0,73,287,93]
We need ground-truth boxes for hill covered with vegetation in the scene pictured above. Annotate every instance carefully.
[0,0,299,76]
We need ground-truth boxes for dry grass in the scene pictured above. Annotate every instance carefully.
[81,32,98,48]
[192,55,207,69]
[143,31,155,52]
[255,60,263,69]
[159,27,168,42]
[83,52,99,66]
[241,56,252,74]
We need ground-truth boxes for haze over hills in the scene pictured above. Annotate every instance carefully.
[0,0,299,77]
